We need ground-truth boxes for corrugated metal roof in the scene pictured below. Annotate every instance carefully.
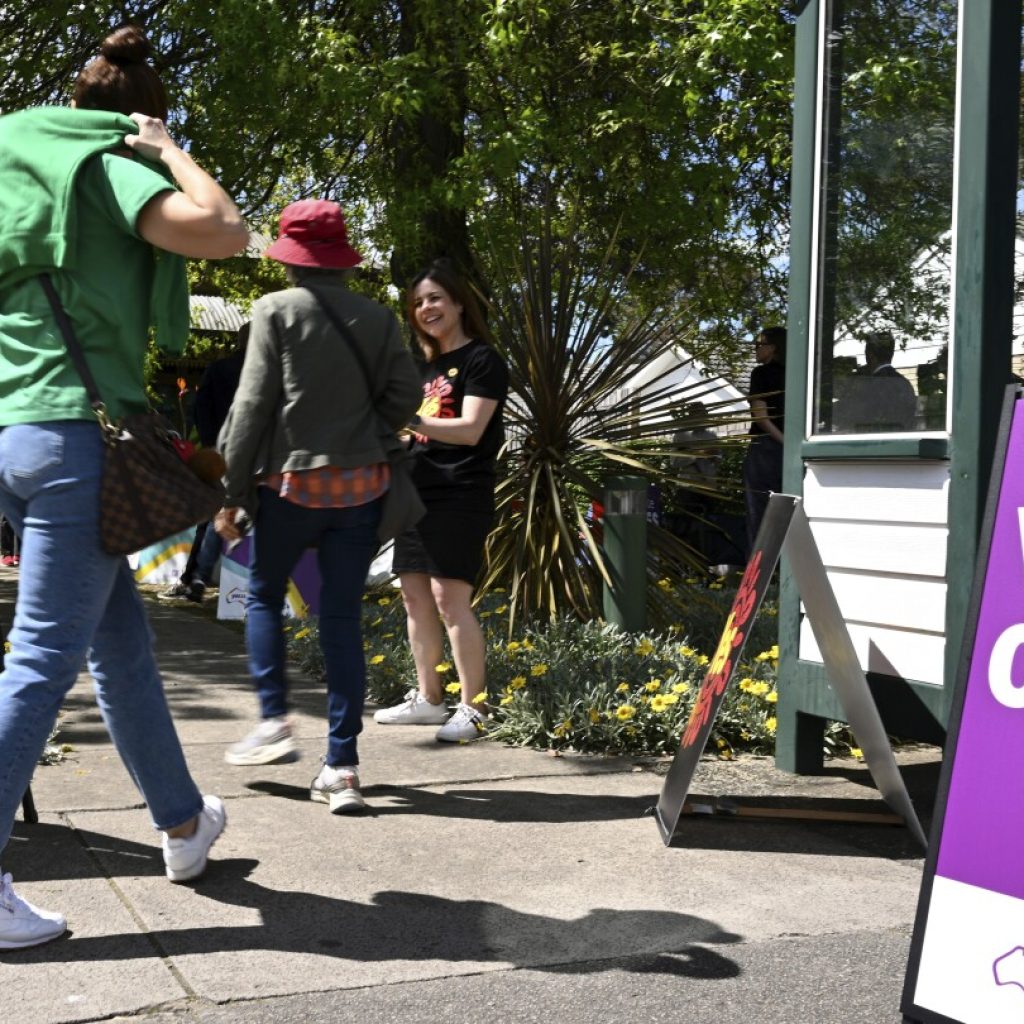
[189,295,247,332]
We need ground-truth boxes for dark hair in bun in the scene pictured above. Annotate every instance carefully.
[73,25,168,121]
[99,25,153,66]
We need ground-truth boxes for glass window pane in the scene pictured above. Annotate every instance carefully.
[812,0,958,436]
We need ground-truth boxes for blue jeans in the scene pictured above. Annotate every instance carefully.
[182,519,223,585]
[247,488,382,767]
[0,421,203,856]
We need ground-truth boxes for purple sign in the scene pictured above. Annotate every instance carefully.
[934,400,1024,899]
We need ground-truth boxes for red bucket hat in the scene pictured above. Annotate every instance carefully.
[264,200,363,269]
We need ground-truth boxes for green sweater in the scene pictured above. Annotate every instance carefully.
[0,106,188,350]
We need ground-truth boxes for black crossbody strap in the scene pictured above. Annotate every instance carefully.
[38,273,107,415]
[301,285,380,398]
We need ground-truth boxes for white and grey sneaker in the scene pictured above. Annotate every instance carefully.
[436,703,488,743]
[310,761,366,814]
[225,717,299,766]
[0,872,66,950]
[162,795,226,883]
[373,689,448,726]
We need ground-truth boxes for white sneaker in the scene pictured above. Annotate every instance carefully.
[436,703,488,743]
[162,795,226,883]
[0,872,66,950]
[373,689,449,726]
[309,762,366,814]
[225,717,299,766]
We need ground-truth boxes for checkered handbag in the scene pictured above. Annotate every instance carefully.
[39,274,225,556]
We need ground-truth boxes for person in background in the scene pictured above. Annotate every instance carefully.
[0,25,249,949]
[159,322,248,603]
[0,515,19,567]
[374,261,509,742]
[833,331,917,433]
[216,200,421,814]
[742,326,785,552]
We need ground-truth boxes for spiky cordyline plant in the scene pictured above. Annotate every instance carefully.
[479,214,743,632]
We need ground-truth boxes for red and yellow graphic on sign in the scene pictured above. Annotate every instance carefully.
[681,550,765,748]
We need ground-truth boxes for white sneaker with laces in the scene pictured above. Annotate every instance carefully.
[162,795,226,883]
[0,872,66,950]
[436,703,488,743]
[225,717,298,766]
[310,762,366,814]
[373,689,449,726]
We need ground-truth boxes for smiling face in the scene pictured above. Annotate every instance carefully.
[412,277,464,346]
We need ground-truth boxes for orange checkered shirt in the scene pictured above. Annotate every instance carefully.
[262,463,390,509]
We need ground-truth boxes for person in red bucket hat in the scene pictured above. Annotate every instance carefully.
[216,198,421,815]
[263,199,363,268]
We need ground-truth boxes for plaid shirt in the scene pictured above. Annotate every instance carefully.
[262,463,389,509]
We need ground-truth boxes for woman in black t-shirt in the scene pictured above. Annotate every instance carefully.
[742,325,786,553]
[374,262,509,743]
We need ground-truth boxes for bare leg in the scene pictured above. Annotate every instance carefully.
[431,577,486,706]
[400,572,445,704]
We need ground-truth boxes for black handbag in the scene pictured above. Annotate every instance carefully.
[303,285,425,544]
[39,274,225,556]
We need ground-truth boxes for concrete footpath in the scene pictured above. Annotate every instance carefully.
[0,568,939,1024]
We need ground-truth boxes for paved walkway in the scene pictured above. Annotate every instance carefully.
[0,568,939,1024]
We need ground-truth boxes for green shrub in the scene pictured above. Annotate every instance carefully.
[283,579,807,758]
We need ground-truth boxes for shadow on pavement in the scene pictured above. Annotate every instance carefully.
[8,831,743,977]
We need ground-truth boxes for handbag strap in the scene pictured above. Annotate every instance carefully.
[38,273,112,427]
[301,284,380,398]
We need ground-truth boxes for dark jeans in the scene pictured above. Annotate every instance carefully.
[742,434,783,554]
[182,520,223,586]
[246,488,383,767]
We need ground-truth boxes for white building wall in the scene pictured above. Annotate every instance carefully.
[798,460,950,686]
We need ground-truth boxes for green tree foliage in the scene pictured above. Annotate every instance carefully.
[0,1,796,374]
[818,0,957,345]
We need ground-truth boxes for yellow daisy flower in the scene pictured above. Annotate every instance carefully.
[616,682,630,693]
[510,675,527,689]
[645,679,662,692]
[651,695,669,713]
[369,654,385,665]
[615,704,636,721]
[671,682,690,694]
[444,682,461,695]
[435,662,453,673]
[530,663,548,677]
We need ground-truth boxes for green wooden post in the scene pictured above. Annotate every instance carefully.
[602,475,647,633]
[775,0,824,774]
[943,0,1022,720]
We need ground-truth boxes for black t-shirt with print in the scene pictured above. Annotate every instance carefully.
[410,338,509,504]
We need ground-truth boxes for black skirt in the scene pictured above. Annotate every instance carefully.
[392,492,494,585]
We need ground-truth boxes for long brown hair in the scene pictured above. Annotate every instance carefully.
[73,26,168,121]
[405,261,492,362]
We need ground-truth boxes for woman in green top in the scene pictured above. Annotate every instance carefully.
[0,26,249,950]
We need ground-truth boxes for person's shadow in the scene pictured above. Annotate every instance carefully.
[247,780,656,824]
[12,825,741,979]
